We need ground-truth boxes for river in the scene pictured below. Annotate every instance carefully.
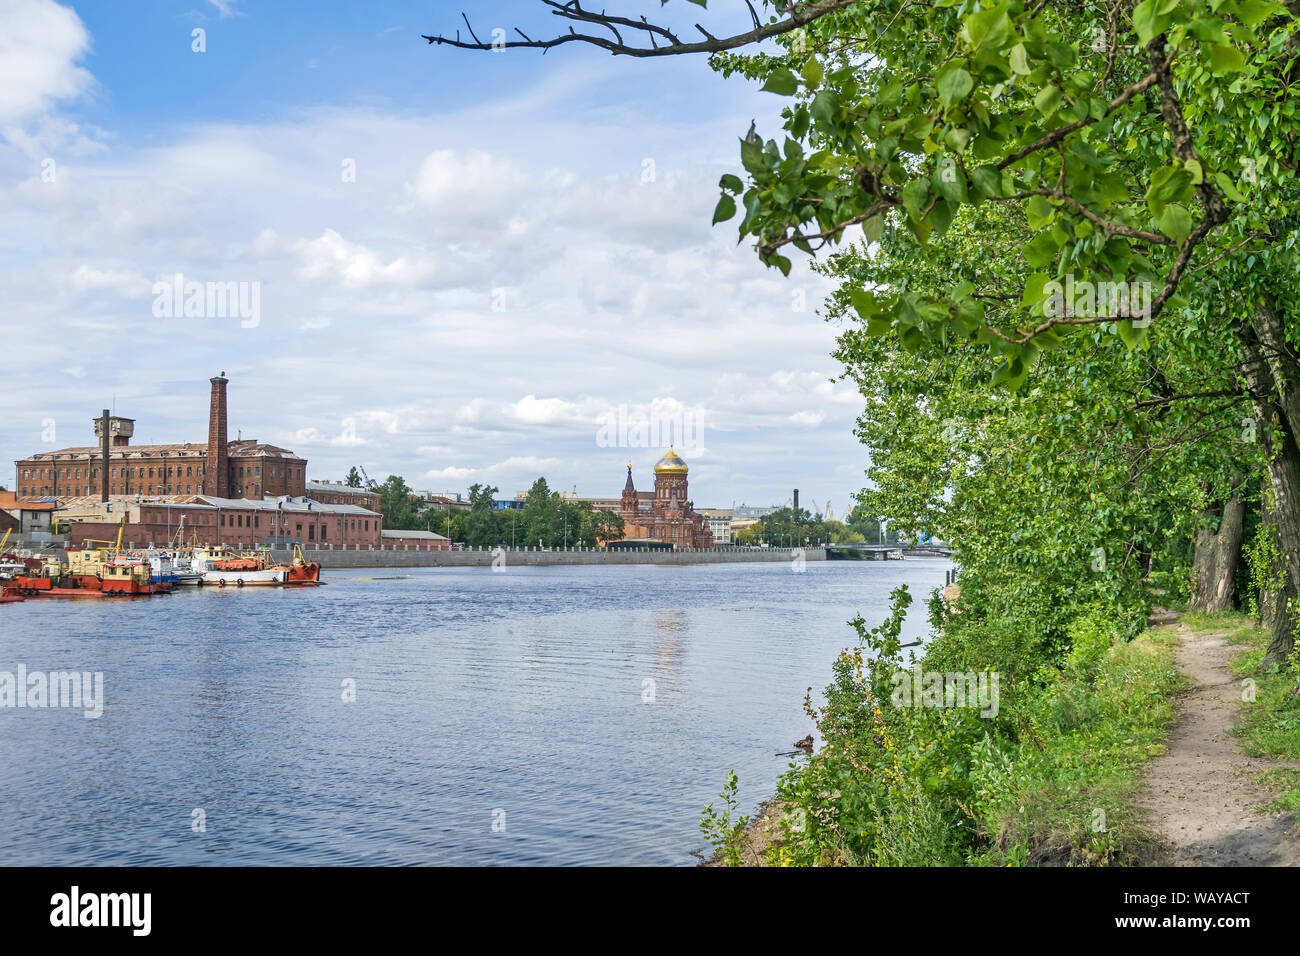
[0,557,948,865]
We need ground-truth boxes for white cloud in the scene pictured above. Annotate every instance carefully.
[293,229,434,288]
[0,0,92,126]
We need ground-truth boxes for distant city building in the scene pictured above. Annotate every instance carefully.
[697,508,733,545]
[306,480,381,512]
[617,448,713,549]
[420,494,471,512]
[0,491,56,535]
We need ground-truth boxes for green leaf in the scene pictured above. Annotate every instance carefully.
[1214,170,1247,202]
[965,2,1010,52]
[970,164,1003,198]
[1132,0,1170,44]
[850,288,883,320]
[1009,43,1032,75]
[932,160,968,203]
[719,173,743,193]
[1117,318,1150,349]
[936,64,974,108]
[1208,44,1246,74]
[801,57,824,89]
[1022,272,1050,308]
[1034,85,1063,117]
[1026,195,1056,229]
[810,90,838,125]
[1231,0,1285,28]
[712,193,736,226]
[762,68,799,95]
[1157,203,1192,243]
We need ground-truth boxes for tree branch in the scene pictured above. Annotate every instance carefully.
[423,0,858,58]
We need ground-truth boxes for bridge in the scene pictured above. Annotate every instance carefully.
[825,543,907,560]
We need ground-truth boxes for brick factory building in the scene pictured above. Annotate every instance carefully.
[58,495,382,550]
[14,374,307,500]
[13,374,387,549]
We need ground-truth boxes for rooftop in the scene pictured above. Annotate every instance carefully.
[20,441,303,462]
[381,529,448,540]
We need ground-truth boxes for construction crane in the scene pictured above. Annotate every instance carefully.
[357,465,378,489]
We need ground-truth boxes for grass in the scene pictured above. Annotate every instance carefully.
[971,624,1184,866]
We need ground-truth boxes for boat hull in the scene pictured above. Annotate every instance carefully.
[201,568,289,587]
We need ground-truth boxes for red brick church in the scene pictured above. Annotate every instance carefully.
[618,447,713,549]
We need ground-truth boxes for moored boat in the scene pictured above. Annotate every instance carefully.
[100,558,171,595]
[284,545,323,586]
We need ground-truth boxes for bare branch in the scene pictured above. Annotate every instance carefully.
[424,0,858,58]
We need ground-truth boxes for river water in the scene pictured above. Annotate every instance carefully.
[0,557,948,865]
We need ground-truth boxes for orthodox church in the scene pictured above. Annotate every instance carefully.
[617,447,714,549]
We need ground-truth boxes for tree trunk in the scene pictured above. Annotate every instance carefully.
[1189,508,1219,612]
[1189,495,1245,613]
[1239,308,1300,665]
[1257,478,1285,629]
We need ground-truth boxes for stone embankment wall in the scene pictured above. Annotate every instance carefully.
[271,546,828,569]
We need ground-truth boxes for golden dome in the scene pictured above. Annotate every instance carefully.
[654,446,689,475]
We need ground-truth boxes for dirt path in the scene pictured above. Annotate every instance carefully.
[1137,622,1300,866]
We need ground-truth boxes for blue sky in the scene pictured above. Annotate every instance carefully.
[1,0,869,515]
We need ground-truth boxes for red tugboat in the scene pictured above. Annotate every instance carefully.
[99,558,171,596]
[12,554,109,598]
[284,545,323,587]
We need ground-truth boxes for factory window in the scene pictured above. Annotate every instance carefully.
[221,515,226,527]
[308,525,315,541]
[321,525,327,540]
[138,468,144,477]
[186,467,192,477]
[148,468,154,478]
[254,516,259,528]
[364,520,369,531]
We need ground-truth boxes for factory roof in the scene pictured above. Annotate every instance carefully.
[196,495,378,515]
[20,440,303,462]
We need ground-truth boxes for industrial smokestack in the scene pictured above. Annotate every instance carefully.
[100,409,110,502]
[793,488,799,510]
[203,373,229,498]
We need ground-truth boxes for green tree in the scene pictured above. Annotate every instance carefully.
[521,477,561,547]
[463,483,500,547]
[590,508,626,545]
[377,474,421,530]
[345,467,362,488]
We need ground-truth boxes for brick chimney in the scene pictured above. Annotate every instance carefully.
[203,373,229,498]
